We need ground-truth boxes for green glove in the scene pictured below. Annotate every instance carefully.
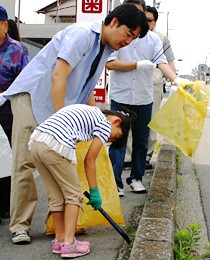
[86,187,102,210]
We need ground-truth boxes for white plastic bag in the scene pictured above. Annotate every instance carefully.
[0,124,12,178]
[169,85,178,96]
[0,92,7,106]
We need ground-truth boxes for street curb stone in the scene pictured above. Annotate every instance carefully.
[129,143,177,260]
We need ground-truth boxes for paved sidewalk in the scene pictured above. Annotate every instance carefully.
[129,92,210,259]
[0,167,154,260]
[194,102,210,241]
[129,142,177,259]
[176,88,210,253]
[2,89,210,259]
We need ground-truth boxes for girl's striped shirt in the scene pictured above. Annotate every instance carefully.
[29,104,111,162]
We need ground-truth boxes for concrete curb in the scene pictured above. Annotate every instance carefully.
[129,143,177,260]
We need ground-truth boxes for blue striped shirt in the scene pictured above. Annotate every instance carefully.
[4,21,113,124]
[35,104,111,149]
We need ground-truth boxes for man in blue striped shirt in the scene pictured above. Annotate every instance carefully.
[1,4,149,244]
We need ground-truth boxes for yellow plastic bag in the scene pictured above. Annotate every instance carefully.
[148,81,210,157]
[46,141,125,235]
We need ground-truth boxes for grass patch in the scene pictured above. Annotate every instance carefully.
[176,176,182,188]
[176,149,183,174]
[116,206,143,260]
[154,141,162,154]
[174,223,210,259]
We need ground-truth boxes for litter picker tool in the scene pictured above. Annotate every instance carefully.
[84,191,131,244]
[152,42,167,63]
[152,44,171,64]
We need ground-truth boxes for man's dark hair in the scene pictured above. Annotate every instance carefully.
[104,3,148,38]
[146,5,159,21]
[123,0,146,12]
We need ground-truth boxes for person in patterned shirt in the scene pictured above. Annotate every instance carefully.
[0,6,30,222]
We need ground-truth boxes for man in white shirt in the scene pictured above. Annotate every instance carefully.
[145,5,177,169]
[107,0,188,196]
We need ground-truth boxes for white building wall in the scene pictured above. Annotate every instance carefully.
[111,0,121,10]
[45,0,76,23]
[0,0,15,19]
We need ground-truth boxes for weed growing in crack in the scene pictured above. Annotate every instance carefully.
[174,223,210,259]
[154,141,162,154]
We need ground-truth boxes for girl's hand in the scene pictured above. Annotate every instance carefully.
[86,187,102,210]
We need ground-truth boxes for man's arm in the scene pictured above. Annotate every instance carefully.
[51,58,73,112]
[158,63,189,86]
[162,36,176,74]
[86,92,96,106]
[168,60,176,74]
[106,60,137,71]
[158,63,177,82]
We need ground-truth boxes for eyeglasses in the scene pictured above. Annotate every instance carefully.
[147,18,155,22]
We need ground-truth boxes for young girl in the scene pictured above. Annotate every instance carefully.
[29,104,131,258]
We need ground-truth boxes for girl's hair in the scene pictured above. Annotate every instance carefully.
[7,19,21,41]
[102,108,135,148]
[104,3,148,38]
[123,0,146,12]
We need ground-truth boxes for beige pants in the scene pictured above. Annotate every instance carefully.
[30,141,83,211]
[147,82,163,158]
[9,93,38,232]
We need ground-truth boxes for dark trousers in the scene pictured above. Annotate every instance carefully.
[0,176,11,217]
[0,126,12,217]
[109,100,152,189]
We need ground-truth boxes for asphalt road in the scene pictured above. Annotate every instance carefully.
[175,85,210,253]
[194,101,210,240]
[0,168,153,260]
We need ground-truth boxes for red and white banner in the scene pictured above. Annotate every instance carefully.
[76,0,108,22]
[82,0,103,13]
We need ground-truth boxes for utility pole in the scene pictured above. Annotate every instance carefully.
[166,12,169,37]
[153,0,161,9]
[111,0,121,10]
[17,0,21,30]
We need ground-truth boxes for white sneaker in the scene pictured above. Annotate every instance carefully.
[130,180,146,193]
[118,187,124,197]
[11,230,30,244]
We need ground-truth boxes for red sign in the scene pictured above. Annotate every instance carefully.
[82,0,102,13]
[94,88,106,103]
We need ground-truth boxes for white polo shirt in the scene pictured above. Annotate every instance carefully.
[108,30,167,105]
